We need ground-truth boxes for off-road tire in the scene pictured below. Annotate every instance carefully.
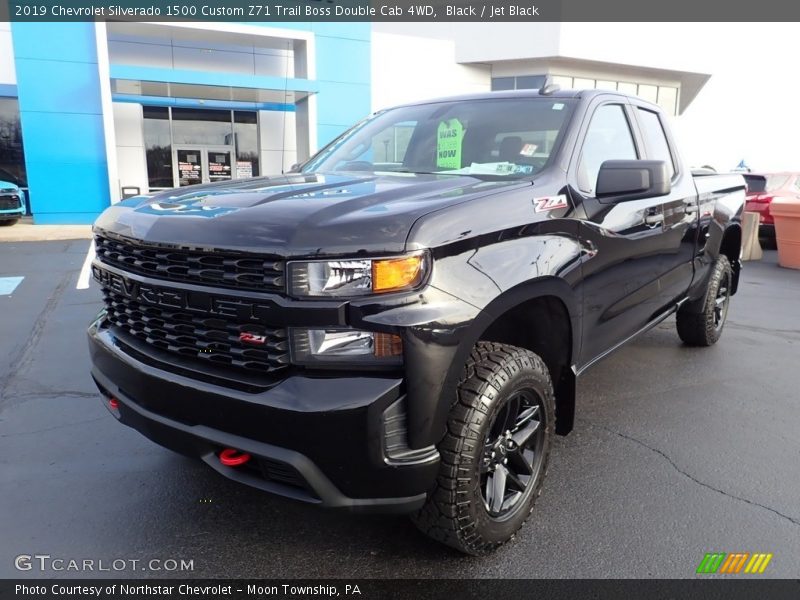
[411,342,555,555]
[676,255,732,347]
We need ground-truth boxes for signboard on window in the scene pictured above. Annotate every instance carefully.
[236,161,253,179]
[209,153,232,181]
[177,150,202,186]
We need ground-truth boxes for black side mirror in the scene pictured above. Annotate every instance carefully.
[596,160,670,203]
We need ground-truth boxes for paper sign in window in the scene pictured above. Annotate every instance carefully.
[437,119,465,169]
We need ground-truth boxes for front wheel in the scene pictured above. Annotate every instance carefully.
[411,342,555,555]
[676,255,732,346]
[0,219,19,226]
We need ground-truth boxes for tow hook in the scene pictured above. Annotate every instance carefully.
[219,448,251,467]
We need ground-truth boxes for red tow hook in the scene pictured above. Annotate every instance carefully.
[219,448,251,467]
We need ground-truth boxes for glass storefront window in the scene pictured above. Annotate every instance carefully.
[490,77,515,91]
[171,108,233,146]
[637,84,659,104]
[657,86,678,116]
[0,98,27,187]
[233,111,260,178]
[516,75,546,90]
[143,106,173,189]
[551,75,573,89]
[142,107,266,190]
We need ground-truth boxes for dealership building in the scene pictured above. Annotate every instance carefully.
[0,21,711,224]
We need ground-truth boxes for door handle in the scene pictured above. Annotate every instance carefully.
[644,213,664,226]
[684,201,699,214]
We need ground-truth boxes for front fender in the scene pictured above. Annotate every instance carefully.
[350,232,584,449]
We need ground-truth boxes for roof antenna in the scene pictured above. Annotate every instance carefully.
[539,76,560,96]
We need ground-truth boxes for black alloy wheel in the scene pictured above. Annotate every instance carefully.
[412,342,555,555]
[481,390,546,519]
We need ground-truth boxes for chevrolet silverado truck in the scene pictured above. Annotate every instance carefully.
[88,88,745,555]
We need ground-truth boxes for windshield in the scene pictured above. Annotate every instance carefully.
[301,97,576,179]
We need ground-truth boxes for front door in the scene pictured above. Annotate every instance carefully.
[174,146,234,187]
[570,100,671,366]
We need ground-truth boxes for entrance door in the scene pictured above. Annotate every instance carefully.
[174,146,234,187]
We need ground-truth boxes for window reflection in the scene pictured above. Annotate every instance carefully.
[143,106,173,189]
[171,108,233,146]
[0,98,27,187]
[233,111,260,178]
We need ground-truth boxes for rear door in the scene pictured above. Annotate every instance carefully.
[630,102,699,305]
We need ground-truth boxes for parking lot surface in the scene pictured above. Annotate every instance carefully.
[1,239,798,578]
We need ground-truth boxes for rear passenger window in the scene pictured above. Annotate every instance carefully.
[578,104,638,194]
[637,108,676,179]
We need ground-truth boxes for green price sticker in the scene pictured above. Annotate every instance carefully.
[437,119,464,169]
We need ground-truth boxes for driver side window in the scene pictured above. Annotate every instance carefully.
[577,104,638,194]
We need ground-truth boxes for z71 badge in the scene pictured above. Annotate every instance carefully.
[533,195,569,212]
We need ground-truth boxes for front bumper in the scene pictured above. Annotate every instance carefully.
[0,207,24,219]
[88,320,439,513]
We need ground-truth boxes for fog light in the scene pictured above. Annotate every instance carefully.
[290,328,403,366]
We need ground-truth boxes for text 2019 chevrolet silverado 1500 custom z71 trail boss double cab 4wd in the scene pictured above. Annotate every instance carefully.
[88,89,744,554]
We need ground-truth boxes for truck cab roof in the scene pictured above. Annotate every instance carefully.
[397,88,661,112]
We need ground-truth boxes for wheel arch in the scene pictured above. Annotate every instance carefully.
[432,278,580,444]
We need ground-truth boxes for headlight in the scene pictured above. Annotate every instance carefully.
[290,328,403,366]
[288,252,428,297]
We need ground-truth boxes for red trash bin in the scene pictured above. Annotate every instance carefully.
[770,196,800,269]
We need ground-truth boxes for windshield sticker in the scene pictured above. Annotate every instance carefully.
[520,143,538,157]
[437,119,465,169]
[552,103,565,111]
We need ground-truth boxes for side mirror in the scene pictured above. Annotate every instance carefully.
[596,160,670,203]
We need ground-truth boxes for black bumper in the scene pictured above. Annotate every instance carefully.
[88,321,439,513]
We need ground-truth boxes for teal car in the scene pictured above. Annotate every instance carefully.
[0,178,26,225]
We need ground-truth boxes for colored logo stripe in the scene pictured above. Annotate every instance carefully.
[719,553,749,573]
[697,553,726,574]
[744,553,773,574]
[697,552,773,574]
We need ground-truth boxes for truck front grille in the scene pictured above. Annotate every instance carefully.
[0,195,21,210]
[95,233,285,293]
[102,290,290,374]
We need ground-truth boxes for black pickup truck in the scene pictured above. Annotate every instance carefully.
[88,89,745,555]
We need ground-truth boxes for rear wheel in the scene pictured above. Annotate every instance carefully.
[676,255,732,346]
[0,219,19,226]
[411,342,555,555]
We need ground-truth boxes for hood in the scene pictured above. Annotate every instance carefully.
[94,172,529,257]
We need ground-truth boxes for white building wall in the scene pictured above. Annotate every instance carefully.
[112,103,149,195]
[0,22,16,84]
[370,32,491,111]
[258,109,297,174]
